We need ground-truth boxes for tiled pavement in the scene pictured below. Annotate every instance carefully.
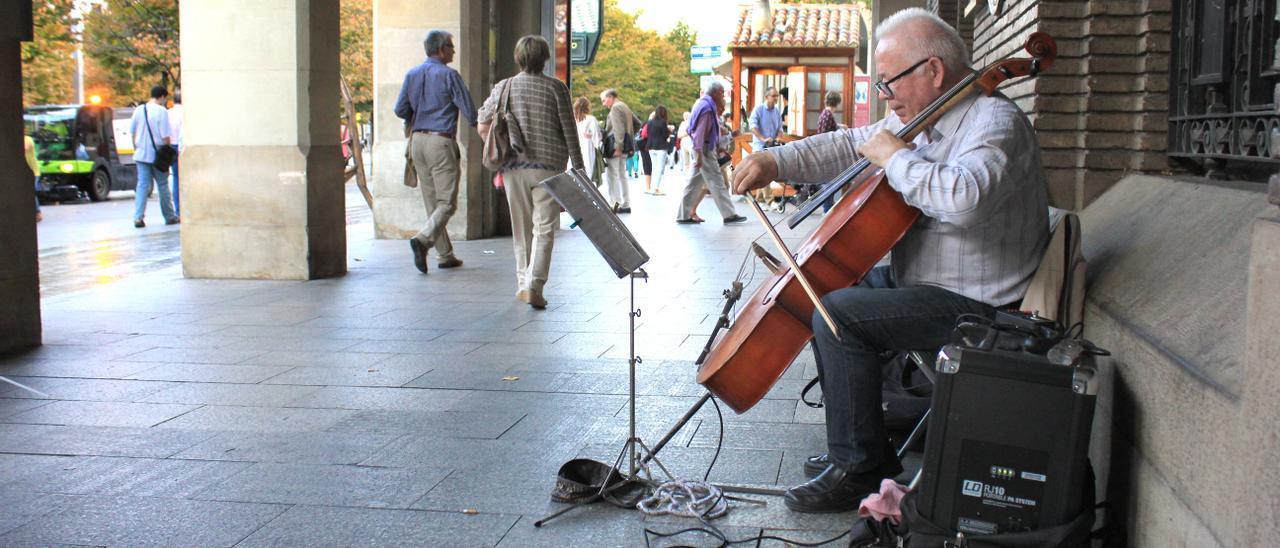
[0,182,861,546]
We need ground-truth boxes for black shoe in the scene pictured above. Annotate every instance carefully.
[804,454,831,478]
[617,207,632,214]
[437,256,463,269]
[676,218,699,224]
[784,463,902,513]
[723,214,748,224]
[165,216,181,225]
[409,239,428,273]
[134,219,145,228]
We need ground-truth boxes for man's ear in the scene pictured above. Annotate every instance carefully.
[930,58,947,90]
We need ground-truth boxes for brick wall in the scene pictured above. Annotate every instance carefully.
[951,0,1173,210]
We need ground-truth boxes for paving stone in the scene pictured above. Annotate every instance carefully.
[238,505,518,547]
[0,454,89,487]
[342,340,485,355]
[0,377,174,402]
[0,494,288,546]
[192,308,325,326]
[284,386,472,411]
[447,391,626,417]
[1,456,252,499]
[404,368,574,392]
[154,405,357,432]
[111,347,267,365]
[3,400,199,428]
[499,414,700,448]
[261,362,434,387]
[324,327,449,342]
[0,424,215,458]
[137,383,322,407]
[0,359,157,380]
[125,363,293,384]
[0,492,66,537]
[688,421,826,452]
[195,462,449,509]
[360,437,579,471]
[0,344,146,364]
[41,331,138,346]
[0,398,53,419]
[215,336,363,352]
[495,510,660,548]
[239,350,394,368]
[626,395,797,424]
[328,409,524,439]
[174,431,403,465]
[430,329,567,344]
[103,334,246,350]
[101,318,229,336]
[411,468,559,515]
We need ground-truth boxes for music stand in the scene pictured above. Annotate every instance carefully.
[533,169,674,526]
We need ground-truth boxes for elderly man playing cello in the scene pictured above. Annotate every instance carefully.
[731,8,1050,513]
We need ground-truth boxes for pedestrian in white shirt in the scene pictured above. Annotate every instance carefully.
[129,85,178,228]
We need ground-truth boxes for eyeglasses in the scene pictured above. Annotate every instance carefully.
[873,58,931,99]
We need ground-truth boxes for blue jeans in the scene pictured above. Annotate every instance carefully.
[811,266,995,473]
[170,156,180,216]
[134,161,176,222]
[34,176,41,212]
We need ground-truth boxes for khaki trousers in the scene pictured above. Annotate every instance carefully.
[605,156,630,208]
[678,148,738,220]
[410,132,459,259]
[502,168,560,293]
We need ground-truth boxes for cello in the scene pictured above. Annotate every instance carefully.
[697,32,1058,414]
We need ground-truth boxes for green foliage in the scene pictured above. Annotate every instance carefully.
[570,0,701,123]
[340,0,373,116]
[83,0,180,103]
[21,0,78,105]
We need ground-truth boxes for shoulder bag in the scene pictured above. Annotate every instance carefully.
[143,105,177,172]
[482,79,525,171]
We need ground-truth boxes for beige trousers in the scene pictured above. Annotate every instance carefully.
[410,132,459,259]
[678,148,738,220]
[502,168,560,293]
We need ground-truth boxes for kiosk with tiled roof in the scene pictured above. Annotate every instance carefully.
[726,3,869,146]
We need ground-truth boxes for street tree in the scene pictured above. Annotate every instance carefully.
[340,0,373,116]
[570,0,700,122]
[22,0,78,105]
[83,0,179,103]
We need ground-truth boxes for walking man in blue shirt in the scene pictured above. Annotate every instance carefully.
[395,30,478,274]
[748,86,783,153]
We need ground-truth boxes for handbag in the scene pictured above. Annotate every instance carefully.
[482,79,525,171]
[142,105,177,172]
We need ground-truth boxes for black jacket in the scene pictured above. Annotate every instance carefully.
[645,119,671,152]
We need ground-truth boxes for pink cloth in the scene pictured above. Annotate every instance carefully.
[858,479,910,524]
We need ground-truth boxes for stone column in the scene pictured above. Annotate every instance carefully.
[372,0,498,242]
[0,4,41,352]
[179,0,345,280]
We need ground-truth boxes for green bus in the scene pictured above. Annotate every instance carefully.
[23,104,139,202]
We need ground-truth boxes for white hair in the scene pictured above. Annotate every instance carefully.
[702,79,725,95]
[877,8,969,75]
